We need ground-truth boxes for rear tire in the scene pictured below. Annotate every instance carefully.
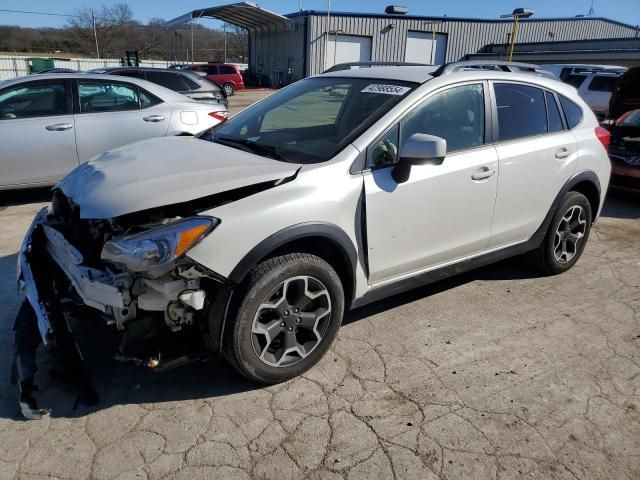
[223,253,344,384]
[223,83,235,96]
[526,191,592,274]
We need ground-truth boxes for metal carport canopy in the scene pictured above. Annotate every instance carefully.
[165,1,293,31]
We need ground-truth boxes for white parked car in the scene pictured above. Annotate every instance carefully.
[13,62,611,418]
[0,73,229,190]
[541,64,627,80]
[562,71,623,120]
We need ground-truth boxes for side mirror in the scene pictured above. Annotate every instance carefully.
[392,134,447,183]
[400,134,447,163]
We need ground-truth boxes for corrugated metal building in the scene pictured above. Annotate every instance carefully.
[167,2,640,87]
[466,37,640,66]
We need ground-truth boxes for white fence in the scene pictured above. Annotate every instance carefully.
[0,54,248,81]
[0,55,191,80]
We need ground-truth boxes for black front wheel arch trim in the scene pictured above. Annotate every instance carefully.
[227,222,358,298]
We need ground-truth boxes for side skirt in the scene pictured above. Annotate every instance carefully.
[351,232,544,310]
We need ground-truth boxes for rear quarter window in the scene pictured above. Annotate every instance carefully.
[588,76,618,93]
[145,71,189,92]
[559,95,583,129]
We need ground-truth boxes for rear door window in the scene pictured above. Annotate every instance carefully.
[494,83,547,141]
[206,65,219,75]
[78,81,140,113]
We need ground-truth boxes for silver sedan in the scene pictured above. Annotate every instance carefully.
[0,73,229,190]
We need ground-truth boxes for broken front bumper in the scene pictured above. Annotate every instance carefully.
[17,207,127,345]
[17,207,54,344]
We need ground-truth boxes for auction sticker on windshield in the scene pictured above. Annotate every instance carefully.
[361,84,411,95]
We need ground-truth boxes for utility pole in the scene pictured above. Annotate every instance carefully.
[500,8,534,62]
[92,10,100,59]
[223,24,227,63]
[191,20,194,63]
[324,0,331,69]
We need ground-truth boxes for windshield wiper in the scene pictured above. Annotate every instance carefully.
[215,136,288,161]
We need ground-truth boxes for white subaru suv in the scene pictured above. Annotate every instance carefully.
[14,62,611,417]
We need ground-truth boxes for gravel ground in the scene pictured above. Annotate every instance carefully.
[0,90,639,480]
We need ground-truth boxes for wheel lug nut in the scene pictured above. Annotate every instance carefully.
[294,308,299,313]
[288,326,293,331]
[280,322,285,327]
[283,310,289,316]
[296,317,301,323]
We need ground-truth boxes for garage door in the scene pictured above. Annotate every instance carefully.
[405,31,447,65]
[325,35,372,70]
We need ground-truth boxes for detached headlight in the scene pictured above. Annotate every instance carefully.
[101,217,218,272]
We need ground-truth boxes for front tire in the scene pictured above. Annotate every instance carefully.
[526,191,592,274]
[224,253,344,384]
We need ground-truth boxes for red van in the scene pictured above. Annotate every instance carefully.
[187,63,245,96]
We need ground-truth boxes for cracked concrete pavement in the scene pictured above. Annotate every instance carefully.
[1,188,638,480]
[0,91,638,478]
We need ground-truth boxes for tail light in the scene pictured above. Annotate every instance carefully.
[209,111,230,122]
[595,126,610,151]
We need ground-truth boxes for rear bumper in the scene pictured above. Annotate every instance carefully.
[611,174,640,190]
[610,156,640,179]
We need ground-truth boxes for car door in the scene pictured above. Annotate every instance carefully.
[0,79,78,188]
[489,83,577,247]
[73,79,171,162]
[363,82,499,284]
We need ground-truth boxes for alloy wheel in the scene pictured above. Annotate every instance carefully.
[553,205,587,263]
[251,276,332,367]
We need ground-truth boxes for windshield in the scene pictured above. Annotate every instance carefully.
[211,77,417,163]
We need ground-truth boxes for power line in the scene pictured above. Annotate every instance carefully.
[0,9,75,18]
[0,8,113,22]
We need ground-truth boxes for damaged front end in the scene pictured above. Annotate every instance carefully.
[13,190,233,419]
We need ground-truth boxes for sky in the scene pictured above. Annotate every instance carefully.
[2,0,640,28]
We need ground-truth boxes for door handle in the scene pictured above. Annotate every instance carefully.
[471,167,496,181]
[555,148,571,159]
[45,123,73,131]
[143,115,165,122]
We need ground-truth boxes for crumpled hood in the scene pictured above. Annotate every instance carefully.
[58,136,300,219]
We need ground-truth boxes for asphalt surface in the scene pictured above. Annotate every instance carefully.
[0,90,639,479]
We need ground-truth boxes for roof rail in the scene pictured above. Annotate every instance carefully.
[323,61,430,73]
[432,60,554,78]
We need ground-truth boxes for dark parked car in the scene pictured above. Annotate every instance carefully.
[609,67,640,120]
[36,68,77,74]
[88,67,227,107]
[609,109,640,190]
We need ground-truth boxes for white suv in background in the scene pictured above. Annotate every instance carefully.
[562,71,624,120]
[14,61,611,418]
